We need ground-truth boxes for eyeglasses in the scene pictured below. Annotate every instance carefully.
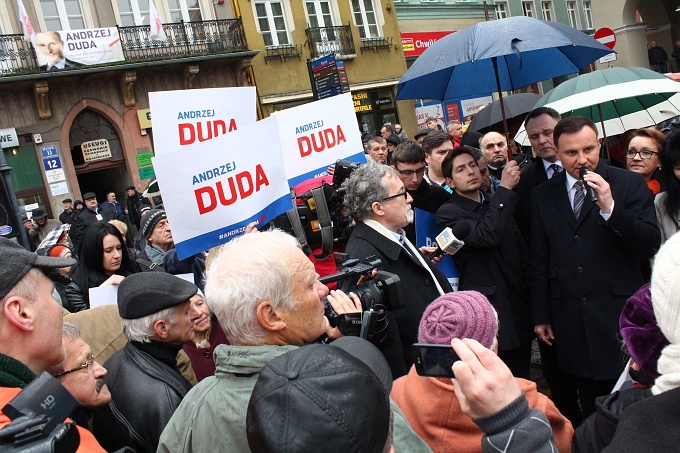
[395,166,426,177]
[55,353,95,377]
[380,190,408,203]
[626,149,659,159]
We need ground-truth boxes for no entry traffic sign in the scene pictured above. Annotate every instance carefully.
[594,28,616,50]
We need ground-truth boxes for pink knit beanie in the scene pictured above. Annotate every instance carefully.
[418,291,498,349]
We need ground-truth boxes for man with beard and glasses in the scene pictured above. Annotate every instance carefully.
[344,161,452,377]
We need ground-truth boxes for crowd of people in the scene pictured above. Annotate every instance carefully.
[1,109,680,452]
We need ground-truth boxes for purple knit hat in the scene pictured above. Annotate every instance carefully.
[620,282,669,378]
[418,291,497,349]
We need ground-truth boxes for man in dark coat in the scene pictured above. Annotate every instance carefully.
[70,192,117,251]
[93,272,198,453]
[392,142,450,244]
[648,41,668,73]
[531,116,660,420]
[100,191,126,222]
[58,198,78,225]
[125,185,150,229]
[436,147,533,379]
[344,161,452,378]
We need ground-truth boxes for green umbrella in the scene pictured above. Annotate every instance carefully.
[514,67,680,147]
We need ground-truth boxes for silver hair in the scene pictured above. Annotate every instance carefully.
[446,120,461,131]
[62,322,81,343]
[204,229,300,346]
[343,161,395,222]
[121,307,176,343]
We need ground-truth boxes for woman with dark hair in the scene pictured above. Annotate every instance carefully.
[626,127,665,195]
[65,222,141,312]
[655,128,680,244]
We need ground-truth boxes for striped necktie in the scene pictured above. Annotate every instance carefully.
[573,180,585,219]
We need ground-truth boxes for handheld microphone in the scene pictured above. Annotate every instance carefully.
[579,166,598,202]
[430,223,471,259]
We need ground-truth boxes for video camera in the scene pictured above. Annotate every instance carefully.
[0,372,80,453]
[318,254,403,344]
[271,159,362,260]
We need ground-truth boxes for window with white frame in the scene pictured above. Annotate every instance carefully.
[167,0,202,23]
[495,1,509,19]
[541,1,554,21]
[583,1,593,29]
[255,0,291,47]
[522,1,534,18]
[40,0,85,30]
[566,1,579,28]
[351,0,381,39]
[305,0,336,28]
[117,0,150,26]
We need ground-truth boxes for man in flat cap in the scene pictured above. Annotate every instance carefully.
[247,337,394,453]
[70,192,116,251]
[136,209,205,286]
[59,198,78,225]
[93,272,199,453]
[0,237,106,451]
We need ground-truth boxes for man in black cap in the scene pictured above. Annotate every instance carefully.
[124,185,150,230]
[92,272,199,453]
[247,337,393,453]
[70,192,116,251]
[414,128,435,146]
[28,207,62,251]
[58,198,78,225]
[0,238,107,450]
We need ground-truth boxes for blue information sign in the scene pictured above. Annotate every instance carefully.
[41,146,62,171]
[41,146,58,158]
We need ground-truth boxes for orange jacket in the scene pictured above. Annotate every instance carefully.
[391,366,573,453]
[0,387,106,453]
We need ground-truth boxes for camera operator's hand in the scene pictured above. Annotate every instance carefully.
[356,268,378,285]
[327,164,336,176]
[324,290,362,339]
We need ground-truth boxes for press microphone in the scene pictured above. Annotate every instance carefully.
[579,166,598,202]
[430,223,471,259]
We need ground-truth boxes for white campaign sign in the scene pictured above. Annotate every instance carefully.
[149,87,257,156]
[274,93,366,187]
[152,116,293,259]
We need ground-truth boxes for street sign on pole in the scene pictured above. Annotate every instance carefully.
[594,28,616,50]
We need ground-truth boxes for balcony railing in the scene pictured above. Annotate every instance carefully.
[360,36,392,53]
[305,25,356,60]
[119,19,248,60]
[0,19,249,77]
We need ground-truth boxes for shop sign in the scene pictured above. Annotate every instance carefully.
[136,152,154,166]
[401,31,454,58]
[139,167,155,180]
[352,92,372,113]
[0,128,19,149]
[376,97,392,107]
[81,139,112,162]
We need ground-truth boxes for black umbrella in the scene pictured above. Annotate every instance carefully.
[468,93,541,133]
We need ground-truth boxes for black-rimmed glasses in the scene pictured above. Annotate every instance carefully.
[626,149,659,159]
[380,190,408,203]
[55,353,95,377]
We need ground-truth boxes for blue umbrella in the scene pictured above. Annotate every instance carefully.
[396,17,612,103]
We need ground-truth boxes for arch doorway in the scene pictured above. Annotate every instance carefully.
[69,109,132,205]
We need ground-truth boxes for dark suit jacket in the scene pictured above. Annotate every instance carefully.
[513,158,549,243]
[345,221,452,378]
[530,162,660,380]
[436,187,533,351]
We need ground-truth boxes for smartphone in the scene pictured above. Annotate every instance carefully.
[412,343,460,378]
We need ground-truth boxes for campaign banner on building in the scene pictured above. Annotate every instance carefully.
[152,116,293,259]
[274,93,365,187]
[461,96,493,122]
[416,102,445,130]
[35,28,124,69]
[414,208,459,290]
[149,87,257,156]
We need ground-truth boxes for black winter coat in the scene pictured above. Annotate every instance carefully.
[93,342,192,453]
[345,221,452,378]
